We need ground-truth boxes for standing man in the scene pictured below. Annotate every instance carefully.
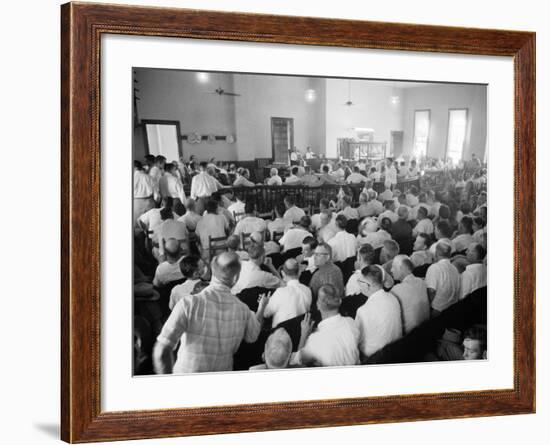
[133,160,156,226]
[153,252,270,373]
[384,157,397,190]
[159,162,186,215]
[190,162,223,215]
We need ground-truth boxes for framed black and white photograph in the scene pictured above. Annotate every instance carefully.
[60,2,535,442]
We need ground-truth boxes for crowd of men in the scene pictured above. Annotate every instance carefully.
[133,153,488,375]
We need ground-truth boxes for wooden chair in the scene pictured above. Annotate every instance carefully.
[208,235,228,258]
[240,232,252,249]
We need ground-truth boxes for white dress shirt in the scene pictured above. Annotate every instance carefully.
[267,218,293,238]
[134,170,155,198]
[177,211,202,231]
[169,278,201,310]
[267,175,283,186]
[378,210,399,225]
[159,172,186,202]
[190,171,221,199]
[227,200,246,221]
[311,212,336,230]
[195,213,228,250]
[263,279,312,327]
[356,230,392,250]
[153,258,184,287]
[384,166,398,188]
[355,289,402,357]
[148,166,163,196]
[425,258,461,312]
[413,218,434,236]
[328,230,357,263]
[460,263,487,299]
[410,250,433,268]
[318,225,337,243]
[294,314,360,367]
[138,208,178,242]
[346,172,368,184]
[283,206,306,223]
[285,175,301,184]
[345,270,363,296]
[231,260,281,295]
[452,234,474,253]
[233,216,267,236]
[391,274,430,334]
[339,207,359,220]
[279,227,311,252]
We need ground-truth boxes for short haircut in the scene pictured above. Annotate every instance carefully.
[199,161,208,169]
[134,160,143,170]
[299,215,311,229]
[417,206,428,219]
[394,254,413,272]
[184,198,196,212]
[464,326,487,350]
[436,220,453,239]
[473,216,486,228]
[247,243,265,260]
[358,243,375,264]
[322,165,330,173]
[380,217,393,232]
[226,234,240,251]
[409,185,418,195]
[284,195,295,206]
[264,328,292,369]
[460,202,472,214]
[397,205,409,219]
[319,198,330,209]
[155,155,166,163]
[353,166,360,173]
[417,232,432,247]
[438,204,451,220]
[435,240,452,258]
[316,242,332,258]
[205,199,218,214]
[383,239,400,256]
[384,200,394,209]
[244,200,255,214]
[342,195,352,205]
[361,265,384,286]
[179,255,201,278]
[302,236,318,250]
[164,162,176,173]
[282,258,300,277]
[275,202,286,217]
[470,243,487,261]
[291,166,299,175]
[335,214,347,230]
[359,192,368,203]
[460,215,474,234]
[317,284,342,311]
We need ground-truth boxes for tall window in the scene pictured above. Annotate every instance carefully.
[413,110,430,158]
[446,109,468,165]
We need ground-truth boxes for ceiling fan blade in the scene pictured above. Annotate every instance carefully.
[222,92,241,96]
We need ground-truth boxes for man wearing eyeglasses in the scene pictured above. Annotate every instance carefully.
[355,265,403,360]
[309,243,344,301]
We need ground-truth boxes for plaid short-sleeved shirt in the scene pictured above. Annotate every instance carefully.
[157,281,261,373]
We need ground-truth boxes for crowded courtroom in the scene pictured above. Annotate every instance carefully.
[133,69,488,375]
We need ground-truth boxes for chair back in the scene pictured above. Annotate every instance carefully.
[208,235,228,258]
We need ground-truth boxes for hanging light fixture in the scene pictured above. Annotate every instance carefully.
[305,88,316,102]
[344,80,355,106]
[390,81,400,105]
[196,72,210,83]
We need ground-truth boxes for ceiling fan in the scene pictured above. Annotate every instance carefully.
[207,86,241,97]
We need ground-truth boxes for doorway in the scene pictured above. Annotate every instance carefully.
[390,130,404,158]
[142,119,183,162]
[271,117,294,164]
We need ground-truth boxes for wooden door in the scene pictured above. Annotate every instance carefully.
[390,130,404,158]
[271,117,294,163]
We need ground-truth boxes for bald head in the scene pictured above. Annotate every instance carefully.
[211,252,241,287]
[184,198,196,212]
[264,328,292,369]
[435,240,453,260]
[282,258,299,280]
[164,238,181,260]
[397,205,409,220]
[391,254,414,281]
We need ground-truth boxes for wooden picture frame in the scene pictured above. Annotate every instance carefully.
[61,2,535,442]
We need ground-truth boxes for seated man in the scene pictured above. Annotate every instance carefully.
[311,198,335,230]
[346,244,376,297]
[309,243,345,299]
[169,255,208,310]
[355,265,403,359]
[249,328,294,370]
[195,199,230,259]
[279,216,312,253]
[462,325,487,360]
[266,167,283,186]
[283,195,306,223]
[391,206,414,256]
[297,236,318,273]
[412,206,434,237]
[317,210,337,243]
[378,200,399,225]
[338,195,359,220]
[452,215,475,253]
[152,238,185,288]
[292,284,360,367]
[227,193,246,222]
[410,233,433,269]
[390,255,430,334]
[233,201,267,237]
[285,166,302,185]
[327,215,356,263]
[264,259,312,328]
[177,198,202,232]
[425,240,461,316]
[379,239,400,276]
[267,202,293,240]
[346,165,369,184]
[232,243,282,295]
[461,243,487,299]
[226,234,249,261]
[153,251,270,373]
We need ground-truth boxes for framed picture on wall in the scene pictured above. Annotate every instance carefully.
[61,2,535,443]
